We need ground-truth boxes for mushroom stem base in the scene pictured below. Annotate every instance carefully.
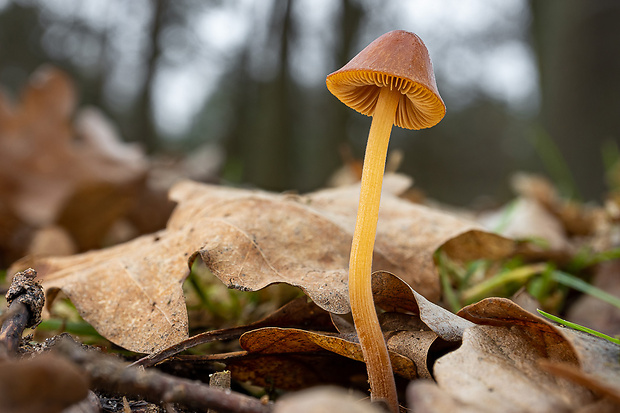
[349,86,401,413]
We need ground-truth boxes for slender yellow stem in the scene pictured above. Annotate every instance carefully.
[349,86,400,412]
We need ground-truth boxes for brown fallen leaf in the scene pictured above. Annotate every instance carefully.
[386,330,439,380]
[16,232,191,353]
[0,66,147,255]
[458,296,620,383]
[410,297,620,412]
[238,327,417,380]
[12,176,514,353]
[544,326,620,404]
[414,324,594,413]
[456,296,557,331]
[173,176,516,313]
[373,271,476,342]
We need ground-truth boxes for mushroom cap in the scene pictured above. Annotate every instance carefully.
[326,30,445,130]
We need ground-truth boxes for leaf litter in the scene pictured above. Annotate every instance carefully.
[12,174,513,353]
[8,167,620,411]
[2,67,620,413]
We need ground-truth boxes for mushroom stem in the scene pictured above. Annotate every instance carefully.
[349,86,401,412]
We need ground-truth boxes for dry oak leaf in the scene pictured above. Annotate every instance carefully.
[408,297,619,413]
[372,271,475,342]
[173,175,516,314]
[540,325,620,405]
[462,298,620,404]
[13,175,512,353]
[15,231,193,353]
[409,324,594,413]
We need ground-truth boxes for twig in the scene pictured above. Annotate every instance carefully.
[0,302,30,357]
[0,268,44,358]
[130,325,247,367]
[52,336,272,413]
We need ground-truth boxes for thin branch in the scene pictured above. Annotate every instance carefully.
[53,337,273,413]
[0,268,45,358]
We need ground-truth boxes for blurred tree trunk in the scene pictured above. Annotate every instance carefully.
[245,0,294,190]
[530,0,620,201]
[223,0,295,191]
[324,0,364,176]
[134,0,167,153]
[223,0,365,192]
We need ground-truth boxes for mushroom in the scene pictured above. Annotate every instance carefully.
[326,30,445,411]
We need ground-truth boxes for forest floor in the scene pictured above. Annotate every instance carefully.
[1,66,620,413]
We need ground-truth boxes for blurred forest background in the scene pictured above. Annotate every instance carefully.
[0,0,618,206]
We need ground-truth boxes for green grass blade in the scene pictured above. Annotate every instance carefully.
[537,309,620,345]
[461,263,547,304]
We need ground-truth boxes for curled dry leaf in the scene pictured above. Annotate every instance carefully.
[373,271,475,342]
[232,275,474,384]
[239,327,417,380]
[386,330,439,380]
[462,297,620,402]
[13,176,512,353]
[409,297,620,413]
[541,326,620,404]
[415,324,593,413]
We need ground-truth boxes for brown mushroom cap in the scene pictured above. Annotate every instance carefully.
[326,30,445,130]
